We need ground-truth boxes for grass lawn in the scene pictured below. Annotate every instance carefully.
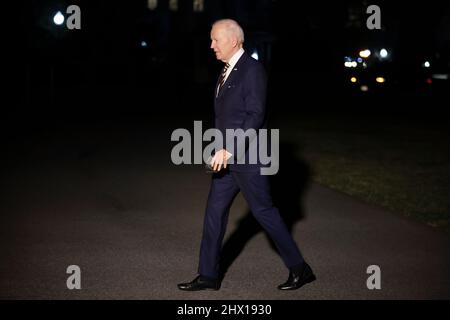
[273,112,450,232]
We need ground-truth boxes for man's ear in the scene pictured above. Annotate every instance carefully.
[232,36,239,48]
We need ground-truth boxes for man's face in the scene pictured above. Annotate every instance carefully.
[210,25,237,62]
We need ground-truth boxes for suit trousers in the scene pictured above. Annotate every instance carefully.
[198,169,304,279]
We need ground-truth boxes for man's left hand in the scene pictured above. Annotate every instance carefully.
[211,149,232,172]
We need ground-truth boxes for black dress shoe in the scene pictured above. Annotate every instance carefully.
[278,263,316,290]
[177,276,220,291]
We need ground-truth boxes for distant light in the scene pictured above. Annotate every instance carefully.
[380,49,388,58]
[169,0,178,11]
[344,56,352,62]
[350,77,357,83]
[251,50,259,60]
[426,78,433,84]
[345,61,359,68]
[193,0,204,12]
[53,11,64,25]
[147,0,158,10]
[360,85,369,92]
[424,61,431,68]
[432,74,449,80]
[359,49,371,58]
[357,57,363,63]
[141,41,147,47]
[376,76,385,83]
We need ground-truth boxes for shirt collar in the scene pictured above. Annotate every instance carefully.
[227,48,245,70]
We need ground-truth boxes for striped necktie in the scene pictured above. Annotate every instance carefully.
[217,62,231,95]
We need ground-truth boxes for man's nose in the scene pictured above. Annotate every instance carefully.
[210,41,215,49]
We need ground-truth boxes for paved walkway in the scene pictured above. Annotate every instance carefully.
[1,121,449,299]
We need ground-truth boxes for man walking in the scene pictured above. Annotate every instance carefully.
[178,19,315,291]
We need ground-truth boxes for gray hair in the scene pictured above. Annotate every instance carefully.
[212,19,245,44]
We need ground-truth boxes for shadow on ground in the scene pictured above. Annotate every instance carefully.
[218,142,312,280]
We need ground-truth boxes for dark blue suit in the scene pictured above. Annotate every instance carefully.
[198,53,305,279]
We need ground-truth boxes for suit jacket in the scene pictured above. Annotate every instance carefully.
[214,52,269,172]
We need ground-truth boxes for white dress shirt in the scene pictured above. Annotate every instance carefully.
[216,48,245,96]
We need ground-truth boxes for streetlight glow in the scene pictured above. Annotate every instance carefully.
[251,50,259,61]
[359,49,371,58]
[380,49,388,58]
[53,11,64,25]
